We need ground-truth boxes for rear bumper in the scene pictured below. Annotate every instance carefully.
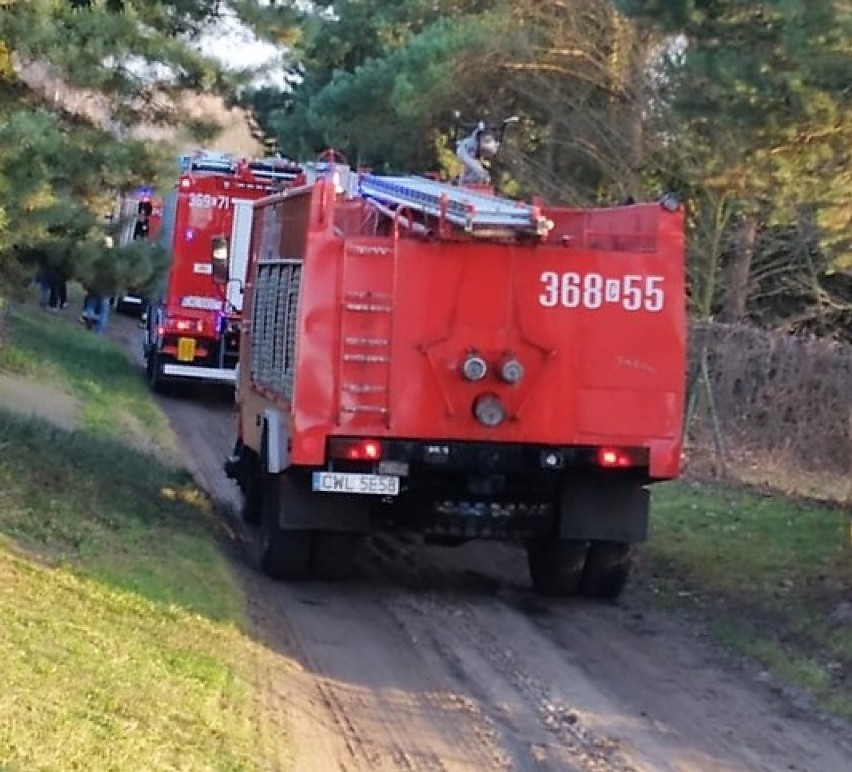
[341,438,650,476]
[314,438,652,541]
[162,363,236,384]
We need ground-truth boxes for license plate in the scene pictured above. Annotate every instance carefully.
[177,337,196,362]
[311,472,400,496]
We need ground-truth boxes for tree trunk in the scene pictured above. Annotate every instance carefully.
[721,216,757,321]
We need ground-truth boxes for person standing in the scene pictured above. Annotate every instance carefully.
[456,125,501,186]
[46,262,68,311]
[34,257,50,308]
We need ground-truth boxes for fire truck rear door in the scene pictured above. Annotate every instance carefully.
[228,199,254,312]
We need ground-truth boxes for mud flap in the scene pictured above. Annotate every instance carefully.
[273,471,372,534]
[557,478,649,543]
[263,409,289,474]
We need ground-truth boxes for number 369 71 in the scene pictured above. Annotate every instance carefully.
[539,271,665,312]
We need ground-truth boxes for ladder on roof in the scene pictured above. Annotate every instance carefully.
[246,159,303,182]
[179,151,303,180]
[358,174,552,237]
[179,150,236,174]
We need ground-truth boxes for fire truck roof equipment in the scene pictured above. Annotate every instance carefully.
[178,149,304,182]
[357,174,553,238]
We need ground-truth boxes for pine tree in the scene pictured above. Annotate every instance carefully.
[621,0,852,326]
[256,0,658,203]
[0,0,293,299]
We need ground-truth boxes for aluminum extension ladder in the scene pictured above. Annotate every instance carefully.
[358,174,552,236]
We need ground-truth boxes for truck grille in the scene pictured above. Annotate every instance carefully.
[251,260,302,398]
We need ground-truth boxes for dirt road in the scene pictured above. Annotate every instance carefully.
[113,317,852,772]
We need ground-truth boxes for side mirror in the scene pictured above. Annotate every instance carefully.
[211,235,229,284]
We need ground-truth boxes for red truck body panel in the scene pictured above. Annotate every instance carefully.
[164,173,271,328]
[239,181,685,480]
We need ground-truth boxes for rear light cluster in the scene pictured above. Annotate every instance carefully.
[596,447,649,468]
[329,437,382,461]
[162,316,205,334]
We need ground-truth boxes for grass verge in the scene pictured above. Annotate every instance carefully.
[0,307,173,454]
[0,307,267,770]
[647,480,852,719]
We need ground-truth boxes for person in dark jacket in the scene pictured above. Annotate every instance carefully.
[46,263,68,310]
[34,260,50,307]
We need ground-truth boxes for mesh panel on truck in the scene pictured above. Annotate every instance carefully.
[250,261,302,399]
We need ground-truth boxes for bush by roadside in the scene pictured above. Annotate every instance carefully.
[686,321,852,499]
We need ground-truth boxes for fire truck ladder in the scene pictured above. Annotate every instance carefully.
[182,150,236,174]
[358,174,553,238]
[336,239,397,426]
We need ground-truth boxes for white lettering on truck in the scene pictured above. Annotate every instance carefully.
[539,272,665,312]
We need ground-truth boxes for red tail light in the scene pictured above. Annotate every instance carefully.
[597,447,648,468]
[165,316,205,334]
[328,438,383,461]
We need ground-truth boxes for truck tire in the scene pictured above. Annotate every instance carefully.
[255,471,312,580]
[240,468,263,526]
[526,538,588,597]
[580,541,632,601]
[312,531,359,581]
[146,352,166,394]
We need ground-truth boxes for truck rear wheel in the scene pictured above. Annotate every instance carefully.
[146,351,167,394]
[241,471,263,526]
[234,445,263,526]
[580,541,632,601]
[526,538,588,597]
[312,532,359,581]
[255,472,312,580]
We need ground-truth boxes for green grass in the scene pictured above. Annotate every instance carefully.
[0,307,267,771]
[648,480,852,718]
[0,308,172,453]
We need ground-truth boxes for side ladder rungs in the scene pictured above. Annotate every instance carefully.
[343,383,387,394]
[341,405,389,415]
[345,303,393,313]
[343,354,390,364]
[344,337,390,347]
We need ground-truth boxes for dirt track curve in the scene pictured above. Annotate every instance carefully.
[113,316,852,772]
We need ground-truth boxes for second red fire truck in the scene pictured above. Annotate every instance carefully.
[143,150,303,392]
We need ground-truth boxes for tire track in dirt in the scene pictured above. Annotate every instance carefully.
[364,535,852,772]
[249,579,513,772]
[109,315,852,772]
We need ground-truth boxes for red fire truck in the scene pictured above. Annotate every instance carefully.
[144,151,303,392]
[224,165,685,599]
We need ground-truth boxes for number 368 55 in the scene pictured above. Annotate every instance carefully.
[539,271,665,312]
